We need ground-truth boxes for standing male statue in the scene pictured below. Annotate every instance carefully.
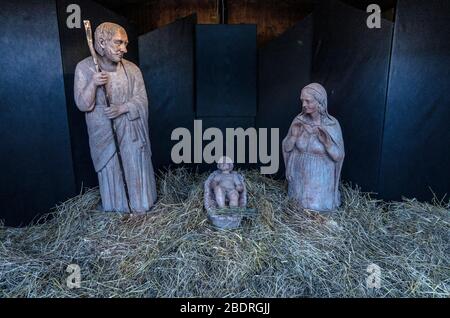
[74,22,157,213]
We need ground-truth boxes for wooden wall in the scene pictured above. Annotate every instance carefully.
[120,0,314,45]
[102,0,396,45]
[121,0,218,34]
[227,0,313,44]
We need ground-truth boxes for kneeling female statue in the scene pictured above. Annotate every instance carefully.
[282,83,345,212]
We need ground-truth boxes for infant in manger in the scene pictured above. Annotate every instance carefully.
[204,156,247,211]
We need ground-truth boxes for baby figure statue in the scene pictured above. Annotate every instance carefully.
[204,157,248,229]
[205,156,247,210]
[210,156,245,208]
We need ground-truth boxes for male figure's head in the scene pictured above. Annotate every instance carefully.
[94,22,128,63]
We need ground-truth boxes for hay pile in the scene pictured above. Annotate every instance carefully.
[0,168,449,297]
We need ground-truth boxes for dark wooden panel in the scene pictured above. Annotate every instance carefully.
[139,15,196,170]
[257,14,313,177]
[196,24,257,117]
[311,0,393,193]
[379,0,450,201]
[0,0,76,226]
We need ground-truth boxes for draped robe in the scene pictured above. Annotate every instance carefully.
[282,114,344,212]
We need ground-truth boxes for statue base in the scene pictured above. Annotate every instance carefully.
[207,207,257,230]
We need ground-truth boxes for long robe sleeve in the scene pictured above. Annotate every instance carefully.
[325,139,345,162]
[323,122,345,163]
[74,62,96,112]
[124,67,148,122]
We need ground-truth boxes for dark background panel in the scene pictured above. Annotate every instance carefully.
[379,0,450,201]
[0,0,76,226]
[196,24,257,117]
[257,14,313,178]
[139,15,197,171]
[56,0,139,191]
[311,0,393,193]
[196,117,257,172]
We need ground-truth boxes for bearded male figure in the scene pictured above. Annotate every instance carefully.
[74,22,157,213]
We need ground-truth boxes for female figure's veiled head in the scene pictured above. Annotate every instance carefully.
[300,83,334,124]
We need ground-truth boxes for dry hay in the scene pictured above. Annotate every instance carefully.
[0,168,449,297]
